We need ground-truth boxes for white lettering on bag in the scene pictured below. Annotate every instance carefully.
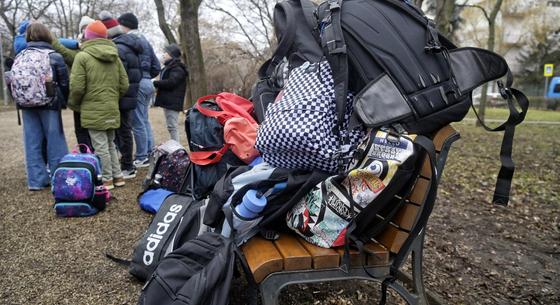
[143,204,183,265]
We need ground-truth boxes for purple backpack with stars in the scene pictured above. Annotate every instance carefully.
[52,145,109,217]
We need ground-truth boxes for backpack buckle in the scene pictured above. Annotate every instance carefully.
[424,43,442,53]
[260,230,279,240]
[497,80,512,99]
[327,40,347,54]
[328,0,341,11]
[340,144,352,153]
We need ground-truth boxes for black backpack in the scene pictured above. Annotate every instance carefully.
[204,165,330,234]
[256,0,528,206]
[185,100,246,199]
[250,0,323,123]
[138,232,236,305]
[127,194,208,281]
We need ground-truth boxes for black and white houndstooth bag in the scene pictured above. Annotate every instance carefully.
[255,60,364,173]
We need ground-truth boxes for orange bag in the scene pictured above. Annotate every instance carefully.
[189,93,259,165]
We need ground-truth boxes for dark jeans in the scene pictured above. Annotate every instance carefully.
[73,111,93,152]
[115,109,134,171]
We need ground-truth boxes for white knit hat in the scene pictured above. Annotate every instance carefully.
[78,16,95,32]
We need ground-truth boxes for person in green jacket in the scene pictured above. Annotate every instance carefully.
[52,15,95,152]
[68,20,129,190]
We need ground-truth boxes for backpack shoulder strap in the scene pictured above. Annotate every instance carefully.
[471,69,528,205]
[258,1,298,77]
[318,0,348,131]
[300,0,318,32]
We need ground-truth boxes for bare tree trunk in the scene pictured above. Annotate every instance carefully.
[179,0,207,108]
[472,0,504,125]
[154,0,177,44]
[435,0,456,39]
[413,0,424,10]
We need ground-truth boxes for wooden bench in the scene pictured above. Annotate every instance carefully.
[241,125,460,305]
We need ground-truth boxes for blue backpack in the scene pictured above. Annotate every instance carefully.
[52,145,109,217]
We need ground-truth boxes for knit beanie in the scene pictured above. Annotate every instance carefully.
[78,16,95,32]
[164,44,181,58]
[99,11,122,38]
[84,20,108,40]
[117,13,138,30]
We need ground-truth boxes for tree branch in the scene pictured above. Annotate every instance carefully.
[205,0,263,58]
[154,0,177,44]
[457,3,490,22]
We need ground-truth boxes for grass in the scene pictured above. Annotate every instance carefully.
[465,107,560,122]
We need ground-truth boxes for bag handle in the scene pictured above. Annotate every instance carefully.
[196,93,256,125]
[72,144,93,154]
[189,144,230,166]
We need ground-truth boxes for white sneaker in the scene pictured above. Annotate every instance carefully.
[133,158,150,168]
[122,168,137,179]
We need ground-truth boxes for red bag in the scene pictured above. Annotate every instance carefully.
[189,93,259,165]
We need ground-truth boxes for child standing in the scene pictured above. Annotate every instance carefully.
[8,22,69,190]
[153,44,188,142]
[68,21,129,189]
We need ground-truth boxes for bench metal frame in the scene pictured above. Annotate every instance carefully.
[257,132,460,305]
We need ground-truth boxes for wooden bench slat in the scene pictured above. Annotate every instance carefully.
[297,238,340,269]
[274,234,312,271]
[433,125,458,152]
[335,247,365,266]
[420,156,432,178]
[408,177,431,205]
[242,236,284,283]
[363,243,389,266]
[392,202,420,231]
[376,224,409,253]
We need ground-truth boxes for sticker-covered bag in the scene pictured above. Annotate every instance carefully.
[287,130,417,248]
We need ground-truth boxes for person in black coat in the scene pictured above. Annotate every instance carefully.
[153,44,188,142]
[101,12,143,178]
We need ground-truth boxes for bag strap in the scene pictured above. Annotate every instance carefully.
[189,144,230,166]
[105,252,131,266]
[259,1,298,77]
[71,143,93,154]
[196,95,227,123]
[196,94,255,125]
[471,70,528,205]
[319,0,348,128]
[340,135,419,271]
[391,135,436,272]
[300,0,318,33]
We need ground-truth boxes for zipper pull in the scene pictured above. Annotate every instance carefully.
[142,273,156,290]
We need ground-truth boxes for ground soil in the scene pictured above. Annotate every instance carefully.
[0,108,558,305]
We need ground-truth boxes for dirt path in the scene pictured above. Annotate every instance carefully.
[0,109,558,305]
